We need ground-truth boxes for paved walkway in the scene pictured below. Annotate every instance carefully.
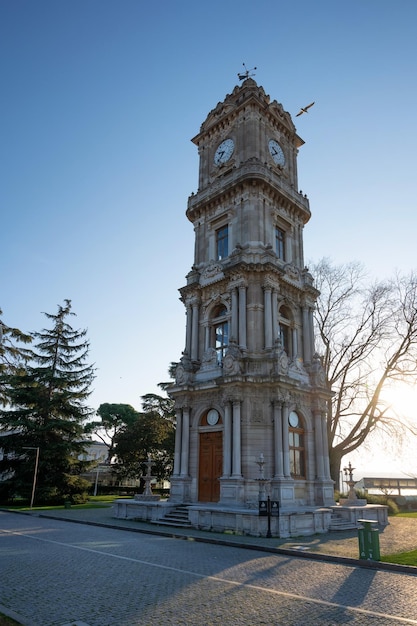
[2,510,417,626]
[15,505,417,571]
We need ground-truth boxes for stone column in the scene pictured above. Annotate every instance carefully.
[231,288,238,342]
[185,304,192,356]
[191,301,199,361]
[314,409,325,479]
[180,407,190,477]
[321,406,331,479]
[238,285,247,349]
[273,401,284,478]
[223,402,232,477]
[272,289,278,342]
[173,408,182,476]
[204,325,210,351]
[302,306,311,363]
[264,286,272,349]
[282,403,291,477]
[292,327,298,358]
[286,232,292,263]
[309,308,315,360]
[232,400,242,477]
[298,224,304,267]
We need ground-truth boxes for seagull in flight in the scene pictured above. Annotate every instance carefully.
[296,102,315,117]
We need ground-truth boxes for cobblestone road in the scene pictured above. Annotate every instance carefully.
[1,511,417,626]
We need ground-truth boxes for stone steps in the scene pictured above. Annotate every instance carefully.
[152,505,192,528]
[329,513,357,531]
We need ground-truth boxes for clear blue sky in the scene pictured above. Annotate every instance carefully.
[2,1,417,475]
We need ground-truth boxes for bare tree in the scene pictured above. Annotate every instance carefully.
[312,259,417,489]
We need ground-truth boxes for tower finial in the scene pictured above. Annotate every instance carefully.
[237,63,257,81]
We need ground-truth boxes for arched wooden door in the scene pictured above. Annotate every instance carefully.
[198,431,222,502]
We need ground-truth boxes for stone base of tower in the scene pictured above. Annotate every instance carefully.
[315,481,336,507]
[168,476,192,503]
[113,498,334,538]
[187,504,333,538]
[249,477,335,510]
[219,477,245,505]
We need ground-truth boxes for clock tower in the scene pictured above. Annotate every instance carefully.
[169,78,334,536]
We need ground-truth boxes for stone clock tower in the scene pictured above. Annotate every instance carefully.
[168,78,335,537]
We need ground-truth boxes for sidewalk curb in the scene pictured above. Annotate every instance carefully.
[0,602,32,626]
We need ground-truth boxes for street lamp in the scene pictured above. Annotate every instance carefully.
[22,447,40,508]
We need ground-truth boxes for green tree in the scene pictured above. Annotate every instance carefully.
[0,307,32,406]
[0,300,95,504]
[111,388,175,486]
[85,403,139,464]
[141,385,176,423]
[313,259,417,489]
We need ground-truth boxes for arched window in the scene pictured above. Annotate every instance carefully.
[288,411,305,479]
[216,225,229,260]
[211,305,229,364]
[278,305,292,356]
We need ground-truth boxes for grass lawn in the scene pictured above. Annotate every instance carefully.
[1,494,131,512]
[382,549,417,567]
[0,614,22,625]
[380,512,417,566]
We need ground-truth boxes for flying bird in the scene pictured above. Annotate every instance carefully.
[296,102,315,117]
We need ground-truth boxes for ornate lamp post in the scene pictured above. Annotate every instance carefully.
[256,453,279,538]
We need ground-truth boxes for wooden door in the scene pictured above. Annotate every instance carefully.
[198,431,222,502]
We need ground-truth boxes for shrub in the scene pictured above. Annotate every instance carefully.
[355,490,399,515]
[70,492,89,505]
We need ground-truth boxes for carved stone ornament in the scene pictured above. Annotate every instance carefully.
[175,364,194,385]
[274,338,289,375]
[275,391,292,405]
[249,400,264,424]
[222,352,242,375]
[284,264,300,282]
[175,365,186,384]
[309,353,327,387]
[200,348,218,370]
[200,262,225,286]
[278,352,289,374]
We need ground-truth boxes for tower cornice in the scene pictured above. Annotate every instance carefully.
[193,79,303,149]
[187,162,310,224]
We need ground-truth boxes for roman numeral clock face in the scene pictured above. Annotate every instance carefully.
[214,139,235,165]
[269,139,285,166]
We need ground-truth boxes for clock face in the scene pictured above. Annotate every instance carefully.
[207,409,219,426]
[269,139,285,166]
[289,411,299,428]
[214,139,235,165]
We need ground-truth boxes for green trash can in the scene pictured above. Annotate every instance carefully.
[358,519,380,561]
[64,501,72,509]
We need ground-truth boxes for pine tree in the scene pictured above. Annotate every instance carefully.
[0,307,32,406]
[0,300,95,504]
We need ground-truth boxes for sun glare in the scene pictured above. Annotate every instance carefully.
[381,384,417,423]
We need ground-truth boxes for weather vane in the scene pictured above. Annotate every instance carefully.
[238,63,257,81]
